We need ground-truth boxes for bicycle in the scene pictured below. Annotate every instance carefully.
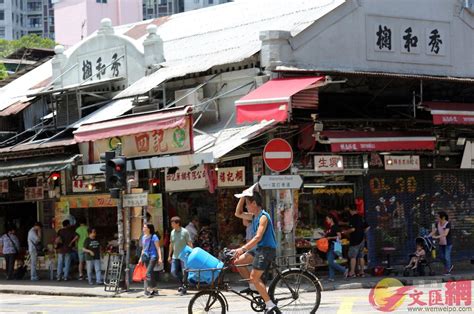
[186,249,322,313]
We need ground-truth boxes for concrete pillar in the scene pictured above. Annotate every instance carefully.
[143,24,165,69]
[51,45,67,89]
[259,30,292,70]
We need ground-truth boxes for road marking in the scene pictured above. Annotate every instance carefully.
[337,296,360,314]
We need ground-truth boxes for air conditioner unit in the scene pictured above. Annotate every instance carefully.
[174,88,204,108]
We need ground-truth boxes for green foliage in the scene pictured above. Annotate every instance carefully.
[0,34,56,58]
[0,62,7,80]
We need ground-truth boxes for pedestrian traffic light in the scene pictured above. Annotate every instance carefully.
[100,151,115,189]
[108,156,127,189]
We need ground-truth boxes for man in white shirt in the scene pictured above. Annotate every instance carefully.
[27,222,42,281]
[185,216,199,243]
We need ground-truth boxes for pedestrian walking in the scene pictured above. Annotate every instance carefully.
[343,207,367,278]
[82,227,102,285]
[27,222,42,281]
[75,218,89,280]
[325,214,348,281]
[185,216,199,244]
[1,225,20,280]
[139,223,162,297]
[429,211,453,275]
[55,220,78,281]
[168,216,193,295]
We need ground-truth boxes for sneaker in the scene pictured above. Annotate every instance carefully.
[88,282,94,285]
[57,277,61,281]
[31,278,39,281]
[177,286,183,292]
[265,305,280,314]
[179,288,187,296]
[150,290,159,296]
[328,278,335,282]
[239,287,258,295]
[78,275,84,281]
[63,277,69,281]
[144,290,151,297]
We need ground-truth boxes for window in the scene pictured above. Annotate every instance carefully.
[96,0,107,3]
[0,27,5,38]
[208,0,213,4]
[0,10,3,20]
[0,0,4,4]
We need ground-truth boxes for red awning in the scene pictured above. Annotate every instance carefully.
[74,106,192,143]
[235,76,325,124]
[321,131,436,152]
[424,102,474,125]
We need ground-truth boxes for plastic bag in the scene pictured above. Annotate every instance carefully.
[132,262,147,282]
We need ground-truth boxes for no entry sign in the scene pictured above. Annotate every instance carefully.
[263,138,293,172]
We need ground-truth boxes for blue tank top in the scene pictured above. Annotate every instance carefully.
[253,210,277,249]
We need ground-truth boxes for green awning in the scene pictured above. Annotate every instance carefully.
[0,154,81,178]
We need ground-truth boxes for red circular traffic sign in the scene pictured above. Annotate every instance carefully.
[263,138,293,172]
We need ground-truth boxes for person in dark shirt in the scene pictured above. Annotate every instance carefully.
[83,227,102,285]
[325,214,348,281]
[55,220,78,281]
[343,208,368,278]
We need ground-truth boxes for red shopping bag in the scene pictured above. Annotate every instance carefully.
[132,262,147,282]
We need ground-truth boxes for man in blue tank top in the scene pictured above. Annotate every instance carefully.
[234,186,278,314]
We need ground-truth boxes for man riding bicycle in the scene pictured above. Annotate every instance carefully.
[233,184,279,314]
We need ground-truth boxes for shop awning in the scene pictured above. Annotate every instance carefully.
[424,102,474,125]
[321,131,436,152]
[235,76,325,124]
[0,154,81,178]
[73,106,192,143]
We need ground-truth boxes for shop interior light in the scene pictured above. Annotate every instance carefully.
[149,178,160,187]
[50,172,60,181]
[386,159,393,165]
[87,183,94,190]
[337,160,343,168]
[363,160,369,169]
[214,164,219,171]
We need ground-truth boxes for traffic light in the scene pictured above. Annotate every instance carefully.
[100,151,115,189]
[108,156,127,189]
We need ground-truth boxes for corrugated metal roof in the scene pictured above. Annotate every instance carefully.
[71,98,136,128]
[114,0,346,98]
[0,154,81,178]
[0,100,31,116]
[0,139,76,154]
[194,119,276,159]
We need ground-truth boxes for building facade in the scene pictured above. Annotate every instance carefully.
[1,0,474,276]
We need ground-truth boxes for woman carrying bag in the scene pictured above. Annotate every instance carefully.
[1,225,20,280]
[139,223,162,297]
[325,214,348,281]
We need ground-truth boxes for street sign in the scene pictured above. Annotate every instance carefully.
[123,193,148,207]
[263,138,293,172]
[259,175,303,190]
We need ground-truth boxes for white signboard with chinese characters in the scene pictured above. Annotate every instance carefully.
[0,180,8,193]
[366,15,450,66]
[77,46,127,82]
[217,167,245,187]
[25,187,44,201]
[259,175,303,190]
[165,165,208,192]
[314,155,344,172]
[384,155,420,171]
[72,180,98,193]
[123,193,149,207]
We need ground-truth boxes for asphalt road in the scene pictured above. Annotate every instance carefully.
[0,280,473,314]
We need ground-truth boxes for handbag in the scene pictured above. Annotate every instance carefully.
[132,262,147,282]
[334,239,342,257]
[316,237,329,253]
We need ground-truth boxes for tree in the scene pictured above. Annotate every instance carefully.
[0,34,56,58]
[0,34,56,80]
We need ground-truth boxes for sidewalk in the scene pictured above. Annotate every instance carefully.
[1,270,473,298]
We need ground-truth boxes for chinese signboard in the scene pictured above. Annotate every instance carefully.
[314,155,344,172]
[25,187,44,201]
[0,180,8,193]
[165,165,208,192]
[58,194,118,208]
[123,193,148,207]
[217,167,245,187]
[78,46,126,82]
[259,175,303,190]
[90,116,192,161]
[366,15,450,66]
[148,194,164,236]
[384,155,420,171]
[72,179,97,193]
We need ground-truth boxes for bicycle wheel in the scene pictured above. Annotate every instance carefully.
[188,290,226,314]
[268,269,321,314]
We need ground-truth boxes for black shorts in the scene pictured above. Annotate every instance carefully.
[252,247,276,270]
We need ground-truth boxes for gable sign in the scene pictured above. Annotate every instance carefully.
[78,46,127,82]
